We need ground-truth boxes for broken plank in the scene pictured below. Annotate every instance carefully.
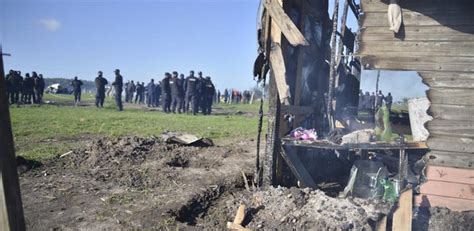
[420,180,474,200]
[425,165,474,185]
[358,41,474,57]
[425,151,474,169]
[420,72,474,89]
[264,0,308,46]
[427,88,474,106]
[361,11,474,27]
[361,55,474,72]
[429,104,474,121]
[415,194,474,211]
[269,43,291,104]
[427,136,474,154]
[360,25,474,42]
[281,145,317,189]
[376,216,387,231]
[426,120,474,138]
[360,0,472,13]
[392,188,413,231]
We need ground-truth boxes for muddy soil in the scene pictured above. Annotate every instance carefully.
[20,135,473,230]
[20,136,255,230]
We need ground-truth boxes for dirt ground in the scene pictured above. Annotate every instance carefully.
[19,135,474,230]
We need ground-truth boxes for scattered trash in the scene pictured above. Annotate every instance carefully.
[289,127,317,141]
[161,132,214,147]
[342,160,389,199]
[60,151,73,158]
[341,129,375,144]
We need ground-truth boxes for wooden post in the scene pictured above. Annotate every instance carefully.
[0,46,26,230]
[334,0,350,87]
[327,0,340,130]
[375,70,380,110]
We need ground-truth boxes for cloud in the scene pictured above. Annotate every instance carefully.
[38,18,61,31]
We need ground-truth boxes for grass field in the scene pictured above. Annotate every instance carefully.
[10,93,266,161]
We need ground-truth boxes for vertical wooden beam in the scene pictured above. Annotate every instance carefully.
[294,1,306,106]
[0,47,26,230]
[392,188,413,231]
[334,0,350,88]
[327,0,340,131]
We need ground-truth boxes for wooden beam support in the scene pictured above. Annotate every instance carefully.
[392,188,413,231]
[0,46,26,230]
[281,145,317,188]
[269,43,291,104]
[264,0,309,46]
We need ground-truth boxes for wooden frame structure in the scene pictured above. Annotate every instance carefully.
[260,0,474,213]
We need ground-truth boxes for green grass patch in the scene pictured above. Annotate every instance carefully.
[10,95,266,161]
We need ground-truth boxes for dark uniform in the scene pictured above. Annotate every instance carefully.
[184,71,199,115]
[34,73,45,104]
[146,79,155,107]
[154,81,161,107]
[71,76,83,105]
[95,71,108,108]
[135,82,144,104]
[112,69,123,111]
[170,72,184,113]
[202,77,215,115]
[23,73,35,104]
[197,72,206,113]
[5,70,15,104]
[127,81,136,103]
[385,93,393,112]
[161,73,171,113]
[179,74,186,111]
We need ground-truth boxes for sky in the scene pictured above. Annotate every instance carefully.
[1,0,427,98]
[1,0,261,91]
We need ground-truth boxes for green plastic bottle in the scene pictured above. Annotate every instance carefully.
[380,178,398,203]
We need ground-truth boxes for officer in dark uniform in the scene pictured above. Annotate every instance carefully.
[154,81,161,107]
[170,71,184,113]
[112,69,123,111]
[146,79,155,107]
[71,76,83,106]
[5,70,14,104]
[134,82,143,104]
[197,71,206,113]
[203,76,216,115]
[95,71,108,108]
[38,74,45,100]
[179,74,186,112]
[33,73,45,104]
[23,73,35,104]
[184,70,199,115]
[161,73,172,112]
[8,71,22,104]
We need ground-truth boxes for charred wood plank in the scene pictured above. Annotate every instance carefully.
[264,0,308,46]
[281,145,317,188]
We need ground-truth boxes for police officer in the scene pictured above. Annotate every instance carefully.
[179,74,186,112]
[134,82,143,104]
[71,76,83,106]
[154,81,161,107]
[385,92,393,112]
[23,73,35,104]
[161,73,172,113]
[202,76,215,115]
[34,73,45,104]
[197,71,206,113]
[112,69,124,111]
[95,71,108,108]
[146,79,155,107]
[128,80,136,103]
[170,71,184,113]
[6,70,15,104]
[184,70,199,115]
[124,81,130,103]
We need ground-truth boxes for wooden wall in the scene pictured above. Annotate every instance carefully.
[358,0,474,210]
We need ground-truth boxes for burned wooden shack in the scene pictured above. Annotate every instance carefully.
[257,0,474,216]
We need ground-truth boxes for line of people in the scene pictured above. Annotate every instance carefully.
[222,89,253,104]
[5,70,46,105]
[358,90,393,112]
[90,70,216,115]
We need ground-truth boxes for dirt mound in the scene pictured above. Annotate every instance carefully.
[200,186,391,230]
[413,207,474,231]
[20,135,255,230]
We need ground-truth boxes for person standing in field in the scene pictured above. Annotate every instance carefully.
[71,76,83,106]
[112,69,123,111]
[34,73,45,104]
[202,76,215,115]
[95,71,108,108]
[170,71,184,113]
[146,78,155,107]
[184,70,199,115]
[161,73,172,113]
[385,92,393,112]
